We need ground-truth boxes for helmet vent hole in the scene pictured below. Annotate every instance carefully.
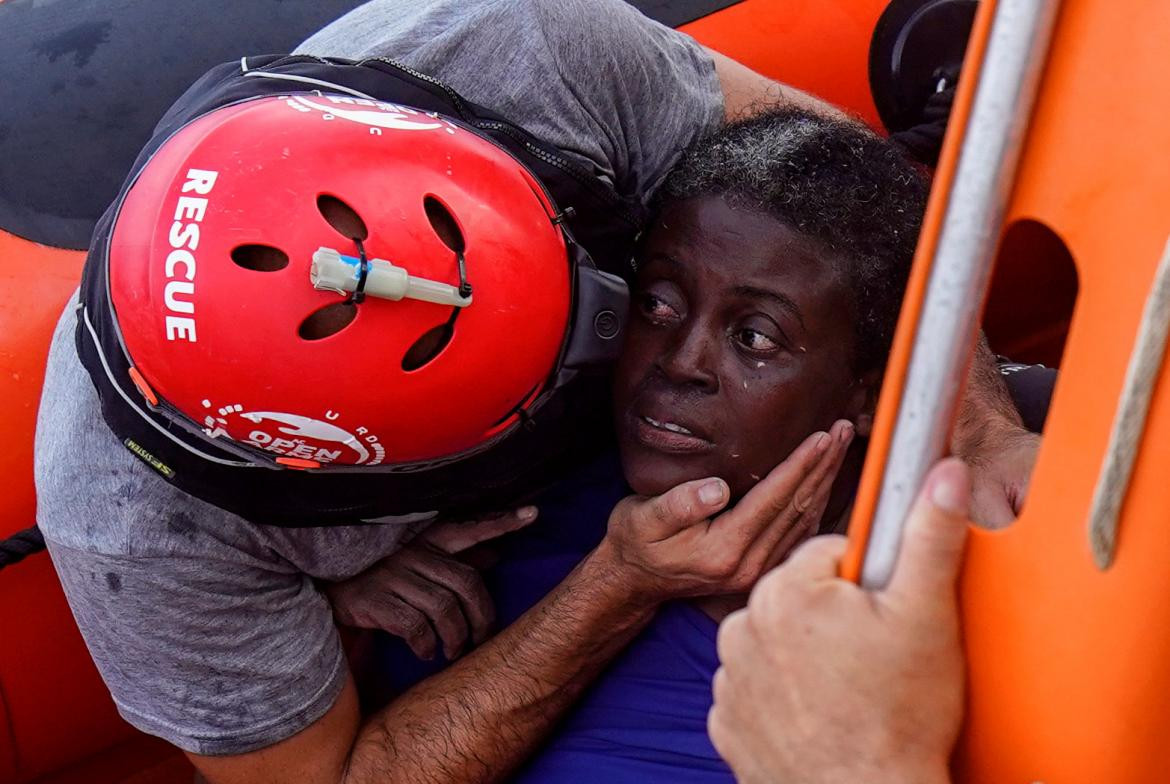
[402,322,454,371]
[424,196,465,253]
[230,244,289,272]
[299,302,357,340]
[318,195,368,240]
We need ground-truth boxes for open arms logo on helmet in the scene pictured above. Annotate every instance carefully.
[283,94,455,133]
[202,403,385,466]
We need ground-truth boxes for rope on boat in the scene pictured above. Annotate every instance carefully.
[1088,235,1170,569]
[0,525,46,570]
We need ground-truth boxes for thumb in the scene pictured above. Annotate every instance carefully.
[422,506,539,554]
[615,477,730,540]
[885,458,971,604]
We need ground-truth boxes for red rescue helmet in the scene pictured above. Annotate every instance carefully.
[107,94,579,467]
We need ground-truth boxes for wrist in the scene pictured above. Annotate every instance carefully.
[897,759,952,784]
[952,413,1030,463]
[586,539,667,612]
[836,756,950,784]
[874,746,953,784]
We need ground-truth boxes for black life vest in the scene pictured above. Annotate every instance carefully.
[77,54,643,526]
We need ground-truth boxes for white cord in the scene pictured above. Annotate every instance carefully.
[1088,235,1170,569]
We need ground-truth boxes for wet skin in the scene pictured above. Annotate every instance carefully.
[613,196,877,501]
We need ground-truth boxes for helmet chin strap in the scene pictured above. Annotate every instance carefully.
[311,244,473,308]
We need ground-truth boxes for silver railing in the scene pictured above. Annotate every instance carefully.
[861,0,1063,589]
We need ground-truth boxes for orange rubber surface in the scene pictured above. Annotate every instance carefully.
[682,0,886,128]
[0,231,195,783]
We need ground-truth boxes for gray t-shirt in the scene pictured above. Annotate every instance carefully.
[37,0,721,757]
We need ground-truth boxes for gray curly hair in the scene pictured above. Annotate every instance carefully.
[655,107,929,373]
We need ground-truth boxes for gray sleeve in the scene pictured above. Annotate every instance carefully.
[45,539,348,756]
[528,0,725,201]
[297,0,724,206]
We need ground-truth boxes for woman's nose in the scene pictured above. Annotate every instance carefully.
[658,322,719,391]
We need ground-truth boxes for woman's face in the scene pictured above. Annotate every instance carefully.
[613,196,873,499]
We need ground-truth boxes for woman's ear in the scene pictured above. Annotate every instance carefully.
[846,369,883,438]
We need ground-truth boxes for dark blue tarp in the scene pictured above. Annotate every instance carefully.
[0,0,371,249]
[0,0,743,249]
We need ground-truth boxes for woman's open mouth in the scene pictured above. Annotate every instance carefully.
[629,412,714,454]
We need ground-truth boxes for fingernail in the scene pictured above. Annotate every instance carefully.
[929,464,967,515]
[814,432,830,452]
[518,506,538,521]
[839,421,854,443]
[699,479,727,506]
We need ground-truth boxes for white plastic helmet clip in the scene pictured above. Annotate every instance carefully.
[310,247,473,307]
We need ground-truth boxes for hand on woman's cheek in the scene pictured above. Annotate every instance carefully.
[595,420,854,604]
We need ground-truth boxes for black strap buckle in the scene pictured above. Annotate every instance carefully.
[346,237,371,305]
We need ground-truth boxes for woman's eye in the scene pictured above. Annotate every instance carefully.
[639,292,679,323]
[735,327,780,353]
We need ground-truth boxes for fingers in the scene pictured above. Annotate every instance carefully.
[726,428,832,533]
[422,506,539,554]
[885,458,971,604]
[754,420,854,568]
[790,420,854,518]
[395,600,441,660]
[400,546,496,647]
[715,420,854,584]
[768,534,849,584]
[708,665,742,767]
[708,699,767,784]
[372,593,440,660]
[614,476,730,542]
[714,607,751,668]
[758,511,819,575]
[394,579,469,660]
[709,614,771,784]
[323,576,442,659]
[384,552,477,660]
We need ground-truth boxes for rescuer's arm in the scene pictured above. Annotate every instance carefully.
[952,336,1040,527]
[190,549,660,784]
[189,426,851,784]
[706,48,851,122]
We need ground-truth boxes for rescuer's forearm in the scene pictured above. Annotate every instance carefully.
[343,541,655,784]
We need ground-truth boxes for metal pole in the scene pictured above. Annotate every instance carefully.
[861,0,1063,589]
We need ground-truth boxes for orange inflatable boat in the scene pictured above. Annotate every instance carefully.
[0,0,1081,781]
